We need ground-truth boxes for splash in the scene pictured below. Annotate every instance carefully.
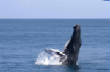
[35,49,62,65]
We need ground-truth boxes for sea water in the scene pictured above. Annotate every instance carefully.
[0,19,110,72]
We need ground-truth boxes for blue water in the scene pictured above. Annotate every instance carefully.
[0,19,110,72]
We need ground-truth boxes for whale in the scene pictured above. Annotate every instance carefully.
[63,24,81,66]
[45,24,81,66]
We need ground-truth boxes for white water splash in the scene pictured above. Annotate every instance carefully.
[35,49,62,65]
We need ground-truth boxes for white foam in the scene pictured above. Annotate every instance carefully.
[35,50,62,65]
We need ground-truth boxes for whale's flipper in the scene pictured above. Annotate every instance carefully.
[45,49,64,56]
[63,24,81,66]
[45,49,67,62]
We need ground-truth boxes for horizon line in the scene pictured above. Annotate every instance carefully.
[0,18,110,20]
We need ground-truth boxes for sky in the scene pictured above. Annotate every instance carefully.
[0,0,110,19]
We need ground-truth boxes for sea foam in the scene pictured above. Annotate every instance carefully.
[35,49,62,65]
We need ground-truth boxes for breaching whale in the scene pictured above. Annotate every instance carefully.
[45,24,81,66]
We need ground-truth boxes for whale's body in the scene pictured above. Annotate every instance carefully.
[45,24,81,66]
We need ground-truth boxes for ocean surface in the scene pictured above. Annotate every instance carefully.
[0,19,110,72]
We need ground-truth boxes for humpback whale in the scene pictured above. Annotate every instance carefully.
[45,24,81,66]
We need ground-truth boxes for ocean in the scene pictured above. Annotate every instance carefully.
[0,19,110,72]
